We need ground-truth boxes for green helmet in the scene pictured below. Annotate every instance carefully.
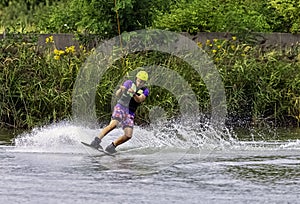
[136,71,148,81]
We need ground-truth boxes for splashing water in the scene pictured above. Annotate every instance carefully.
[11,120,300,156]
[13,121,97,154]
[11,120,235,153]
[7,120,300,176]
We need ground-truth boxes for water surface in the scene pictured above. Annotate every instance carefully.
[1,122,300,203]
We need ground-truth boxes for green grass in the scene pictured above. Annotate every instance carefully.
[1,34,300,129]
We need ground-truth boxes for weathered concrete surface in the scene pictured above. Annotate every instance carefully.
[1,32,300,50]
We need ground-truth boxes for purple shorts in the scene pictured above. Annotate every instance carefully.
[112,104,134,129]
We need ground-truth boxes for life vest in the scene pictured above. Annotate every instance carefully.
[118,85,147,114]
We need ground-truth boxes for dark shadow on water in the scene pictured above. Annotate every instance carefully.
[0,128,23,145]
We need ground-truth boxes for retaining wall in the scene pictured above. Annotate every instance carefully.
[1,32,300,50]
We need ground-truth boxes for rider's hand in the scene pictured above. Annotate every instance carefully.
[119,85,127,91]
[127,88,135,94]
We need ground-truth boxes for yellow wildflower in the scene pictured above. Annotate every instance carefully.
[217,45,221,49]
[231,45,235,50]
[244,46,251,52]
[54,55,60,60]
[54,49,65,55]
[46,36,54,43]
[79,45,86,53]
[212,49,217,53]
[213,39,218,43]
[232,36,237,41]
[197,42,203,48]
[65,45,75,54]
[206,39,211,45]
[54,49,59,55]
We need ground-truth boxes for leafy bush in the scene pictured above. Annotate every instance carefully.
[1,0,300,35]
[268,0,300,33]
[153,0,300,35]
[34,0,174,36]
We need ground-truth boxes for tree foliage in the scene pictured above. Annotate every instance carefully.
[1,0,300,35]
[268,0,300,33]
[153,0,300,34]
[35,0,174,37]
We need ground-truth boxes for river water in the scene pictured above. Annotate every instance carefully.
[1,121,300,204]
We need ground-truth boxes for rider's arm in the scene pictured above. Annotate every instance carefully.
[133,93,146,103]
[116,85,126,97]
[116,80,133,97]
[132,88,149,103]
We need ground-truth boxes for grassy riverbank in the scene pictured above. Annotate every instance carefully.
[1,33,300,129]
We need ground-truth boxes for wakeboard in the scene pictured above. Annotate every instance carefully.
[81,141,115,157]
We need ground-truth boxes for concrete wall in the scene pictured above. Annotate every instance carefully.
[37,33,80,50]
[185,32,300,48]
[1,32,300,50]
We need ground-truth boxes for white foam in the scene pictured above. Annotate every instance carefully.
[11,120,300,155]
